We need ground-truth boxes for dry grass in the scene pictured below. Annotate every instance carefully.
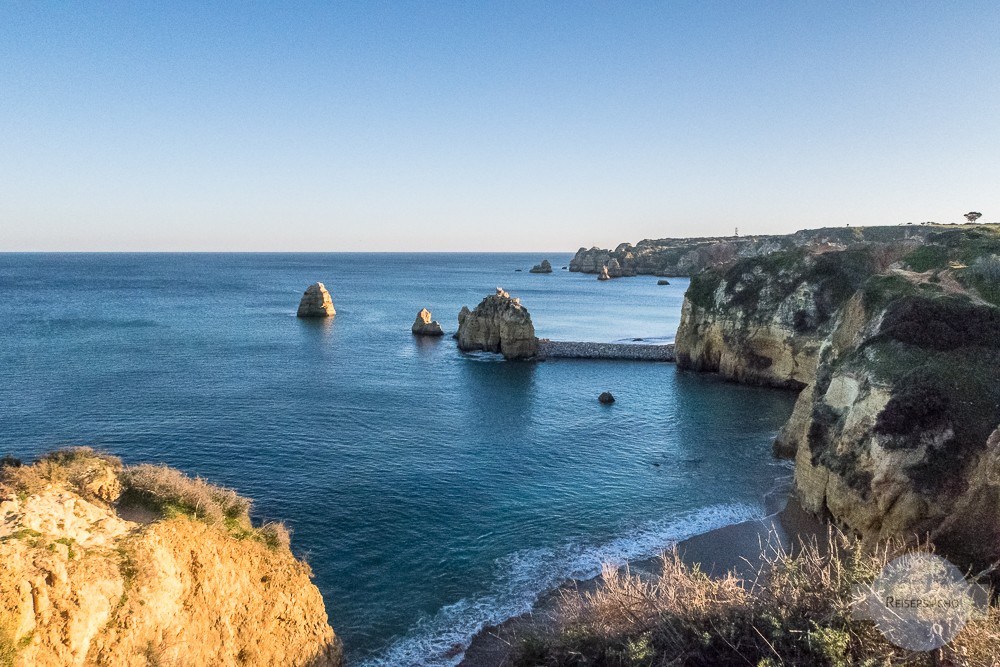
[0,447,121,502]
[516,530,1000,667]
[119,464,292,551]
[119,464,252,527]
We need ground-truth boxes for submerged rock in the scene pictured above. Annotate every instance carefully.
[297,282,336,318]
[598,392,616,404]
[412,308,444,336]
[456,287,538,360]
[529,259,553,274]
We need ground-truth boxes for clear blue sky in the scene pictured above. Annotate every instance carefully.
[1,2,997,251]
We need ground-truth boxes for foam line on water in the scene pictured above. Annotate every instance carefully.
[359,502,763,667]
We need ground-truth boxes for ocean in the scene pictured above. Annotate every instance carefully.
[0,252,796,665]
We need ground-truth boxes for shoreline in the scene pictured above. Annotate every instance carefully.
[459,484,827,667]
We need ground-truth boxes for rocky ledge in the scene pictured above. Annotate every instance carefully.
[0,449,342,666]
[456,288,538,360]
[675,223,1000,569]
[412,308,444,336]
[297,282,336,318]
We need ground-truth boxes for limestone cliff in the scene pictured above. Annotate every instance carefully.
[676,224,1000,568]
[571,225,927,277]
[0,449,342,667]
[675,246,891,388]
[456,288,538,360]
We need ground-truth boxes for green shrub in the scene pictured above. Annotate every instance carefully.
[874,371,950,440]
[904,244,950,272]
[878,296,1000,351]
[686,271,723,309]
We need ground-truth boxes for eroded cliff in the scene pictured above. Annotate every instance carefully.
[675,224,1000,568]
[0,449,342,667]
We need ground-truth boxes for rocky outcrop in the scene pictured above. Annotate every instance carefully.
[597,267,611,281]
[674,247,882,388]
[675,224,1000,568]
[412,308,444,336]
[529,260,553,274]
[0,449,342,666]
[297,282,336,318]
[456,288,538,360]
[570,226,931,277]
[598,392,615,404]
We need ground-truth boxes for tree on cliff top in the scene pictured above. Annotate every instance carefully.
[965,211,983,223]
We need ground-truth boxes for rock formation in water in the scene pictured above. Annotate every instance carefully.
[529,259,553,274]
[674,223,1000,569]
[598,392,615,404]
[570,226,934,277]
[0,449,343,667]
[297,282,336,318]
[456,288,538,360]
[597,266,611,281]
[657,279,671,285]
[412,308,444,336]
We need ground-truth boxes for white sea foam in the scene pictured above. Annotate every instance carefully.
[359,502,764,667]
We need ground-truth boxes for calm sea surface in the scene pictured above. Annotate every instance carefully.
[0,253,795,665]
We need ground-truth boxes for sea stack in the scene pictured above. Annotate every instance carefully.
[297,282,336,318]
[529,259,553,274]
[456,287,538,360]
[412,308,445,336]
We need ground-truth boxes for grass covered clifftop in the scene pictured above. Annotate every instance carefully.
[675,224,1000,570]
[0,448,342,667]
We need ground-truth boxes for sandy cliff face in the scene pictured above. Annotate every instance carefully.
[0,451,342,667]
[675,225,1000,567]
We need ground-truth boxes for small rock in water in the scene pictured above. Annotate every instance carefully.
[598,391,615,404]
[529,259,553,274]
[296,282,336,318]
[657,279,671,285]
[597,266,611,281]
[412,308,445,336]
[561,266,568,270]
[514,269,523,272]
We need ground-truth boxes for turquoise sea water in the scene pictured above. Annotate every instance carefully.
[0,253,796,665]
